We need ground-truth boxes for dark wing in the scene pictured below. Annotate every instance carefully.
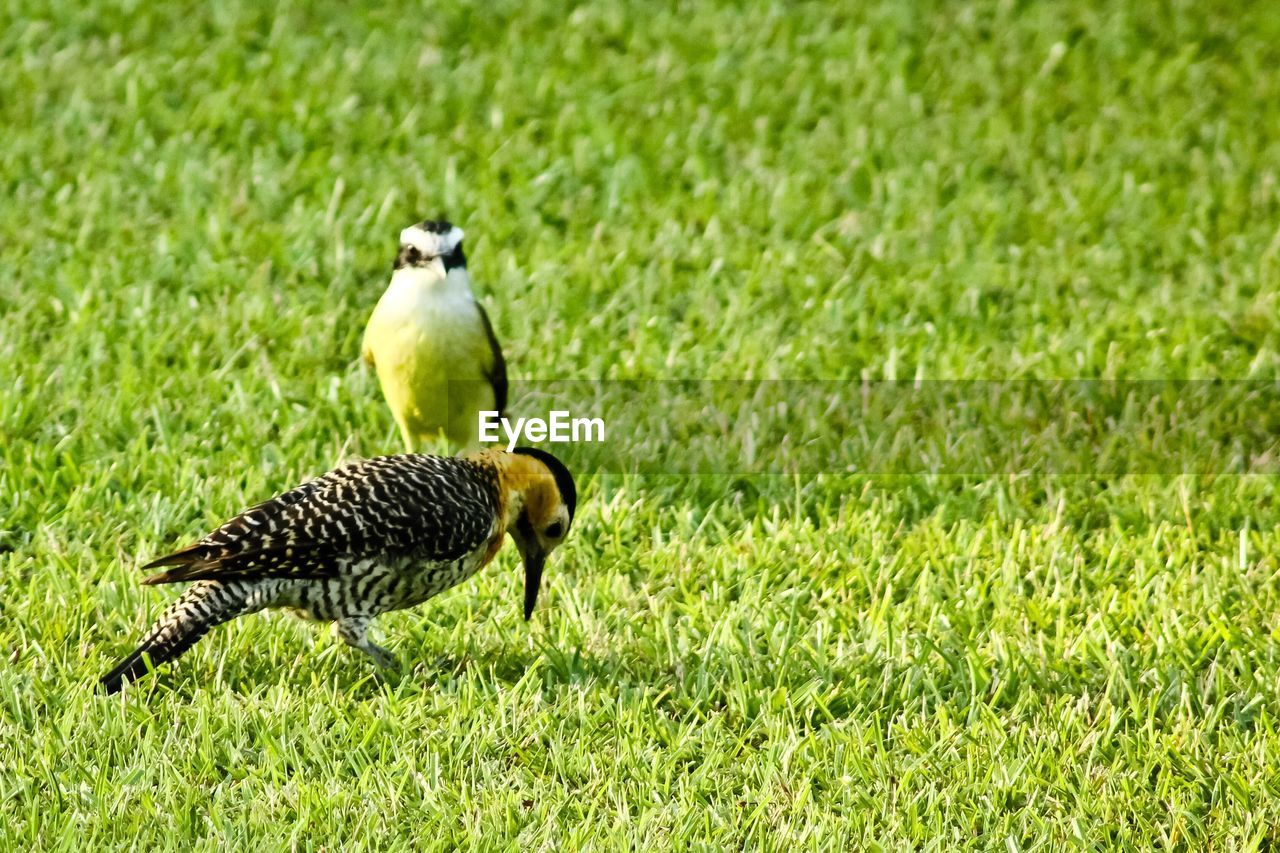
[141,455,500,585]
[476,301,508,416]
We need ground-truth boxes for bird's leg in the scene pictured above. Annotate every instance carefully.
[396,420,417,454]
[424,429,453,457]
[334,615,398,669]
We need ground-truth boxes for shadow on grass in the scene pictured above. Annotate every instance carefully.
[94,625,1271,741]
[185,637,627,699]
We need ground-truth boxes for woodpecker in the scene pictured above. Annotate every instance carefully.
[99,447,575,694]
[362,219,507,451]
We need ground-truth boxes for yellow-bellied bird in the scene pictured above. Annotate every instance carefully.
[362,219,507,451]
[99,446,576,693]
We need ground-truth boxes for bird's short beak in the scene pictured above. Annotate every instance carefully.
[519,540,547,621]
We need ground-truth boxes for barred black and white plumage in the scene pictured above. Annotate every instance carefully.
[100,447,577,694]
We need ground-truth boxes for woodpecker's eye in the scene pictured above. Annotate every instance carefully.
[545,521,564,539]
[405,246,421,264]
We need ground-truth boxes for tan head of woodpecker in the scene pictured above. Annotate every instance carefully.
[490,446,578,620]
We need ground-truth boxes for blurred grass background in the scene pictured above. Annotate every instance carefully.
[2,0,1280,847]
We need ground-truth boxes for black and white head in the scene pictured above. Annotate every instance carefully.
[394,219,467,276]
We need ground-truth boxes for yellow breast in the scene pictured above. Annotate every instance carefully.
[364,272,496,448]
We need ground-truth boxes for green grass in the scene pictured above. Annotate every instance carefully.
[3,0,1280,847]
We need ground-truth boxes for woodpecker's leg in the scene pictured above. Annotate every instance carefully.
[334,615,397,668]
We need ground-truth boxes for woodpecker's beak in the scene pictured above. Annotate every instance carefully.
[520,543,547,621]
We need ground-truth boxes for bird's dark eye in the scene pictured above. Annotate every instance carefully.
[545,521,564,539]
[405,246,421,263]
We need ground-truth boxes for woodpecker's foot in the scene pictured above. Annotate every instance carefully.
[334,616,398,669]
[362,642,399,670]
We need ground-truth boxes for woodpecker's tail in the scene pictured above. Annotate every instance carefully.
[100,581,253,694]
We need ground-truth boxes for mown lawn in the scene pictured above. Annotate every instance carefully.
[3,0,1280,847]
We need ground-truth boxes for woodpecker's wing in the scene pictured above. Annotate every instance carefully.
[141,455,500,584]
[476,301,508,416]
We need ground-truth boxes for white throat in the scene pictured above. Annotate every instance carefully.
[388,265,475,303]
